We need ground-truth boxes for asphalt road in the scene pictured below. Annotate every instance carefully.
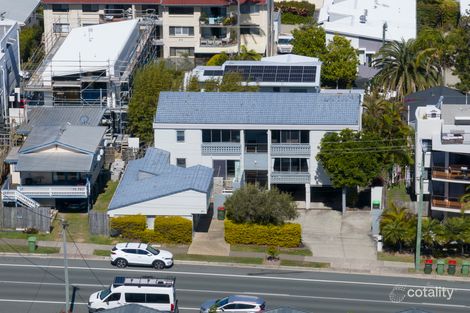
[0,256,469,313]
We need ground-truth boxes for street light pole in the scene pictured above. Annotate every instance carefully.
[415,147,426,271]
[62,220,70,313]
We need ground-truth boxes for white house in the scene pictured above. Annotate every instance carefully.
[0,19,20,120]
[108,148,213,229]
[414,103,470,216]
[153,91,362,209]
[318,0,416,80]
[0,0,40,26]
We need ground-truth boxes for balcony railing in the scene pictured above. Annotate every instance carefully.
[271,172,310,184]
[99,9,161,24]
[16,184,89,199]
[432,196,463,210]
[442,133,464,144]
[271,143,311,156]
[200,15,237,26]
[201,142,241,155]
[432,166,470,181]
[200,37,236,47]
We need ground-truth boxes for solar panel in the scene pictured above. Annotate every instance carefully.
[203,70,223,76]
[223,65,317,83]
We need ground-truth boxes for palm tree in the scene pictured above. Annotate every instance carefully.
[380,204,416,252]
[421,218,445,255]
[442,217,470,256]
[236,45,262,61]
[459,186,470,214]
[371,39,441,101]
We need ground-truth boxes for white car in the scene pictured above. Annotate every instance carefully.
[277,35,293,54]
[110,243,173,269]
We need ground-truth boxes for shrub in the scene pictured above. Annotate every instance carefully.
[224,220,301,248]
[23,227,39,234]
[154,216,192,244]
[110,215,146,239]
[275,1,315,25]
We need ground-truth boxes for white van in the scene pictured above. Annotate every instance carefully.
[277,35,294,54]
[88,276,178,313]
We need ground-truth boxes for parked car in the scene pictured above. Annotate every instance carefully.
[110,243,173,269]
[200,295,266,313]
[88,276,178,313]
[277,35,293,54]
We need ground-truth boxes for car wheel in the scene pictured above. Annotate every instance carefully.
[153,260,165,270]
[115,258,128,268]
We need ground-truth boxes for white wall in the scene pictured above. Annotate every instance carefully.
[310,130,331,186]
[0,21,20,119]
[107,190,208,217]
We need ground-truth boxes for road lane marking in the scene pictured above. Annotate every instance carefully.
[0,262,469,292]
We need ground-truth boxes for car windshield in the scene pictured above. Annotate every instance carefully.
[147,245,160,255]
[215,297,229,307]
[99,287,112,300]
[278,38,292,44]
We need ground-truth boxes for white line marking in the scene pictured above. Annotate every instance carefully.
[0,262,469,292]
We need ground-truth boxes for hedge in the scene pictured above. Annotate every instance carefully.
[275,1,315,25]
[153,216,192,244]
[110,215,146,239]
[224,220,301,248]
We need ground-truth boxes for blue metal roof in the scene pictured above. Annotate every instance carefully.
[108,148,213,211]
[155,92,361,126]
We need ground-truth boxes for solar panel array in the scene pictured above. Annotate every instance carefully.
[223,65,317,83]
[203,70,224,77]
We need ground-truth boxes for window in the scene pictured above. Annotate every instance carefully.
[236,304,255,309]
[146,294,170,304]
[53,23,70,33]
[272,130,309,143]
[241,26,260,35]
[223,304,237,310]
[170,47,195,57]
[106,293,121,302]
[240,4,260,14]
[169,26,194,36]
[202,130,240,143]
[168,7,194,15]
[122,249,137,254]
[274,158,309,172]
[176,130,185,142]
[176,158,186,168]
[125,293,145,303]
[82,4,99,12]
[52,4,68,12]
[137,249,149,255]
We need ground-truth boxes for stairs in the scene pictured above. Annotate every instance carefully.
[1,190,40,208]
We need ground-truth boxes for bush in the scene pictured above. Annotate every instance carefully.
[23,227,39,234]
[281,12,314,25]
[110,215,146,239]
[224,220,301,248]
[154,216,192,244]
[275,1,315,25]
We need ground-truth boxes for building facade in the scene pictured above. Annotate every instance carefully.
[41,0,272,58]
[153,92,361,208]
[414,104,470,216]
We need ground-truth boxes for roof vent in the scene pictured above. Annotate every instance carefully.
[80,115,90,125]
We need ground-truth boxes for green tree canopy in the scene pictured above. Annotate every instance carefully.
[186,75,201,92]
[206,46,261,66]
[453,17,470,92]
[219,72,259,92]
[417,0,459,32]
[380,204,416,251]
[291,24,327,58]
[128,61,182,144]
[316,129,384,188]
[321,35,358,88]
[207,52,230,66]
[19,25,43,63]
[224,184,298,226]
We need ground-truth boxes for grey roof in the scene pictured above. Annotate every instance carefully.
[441,105,470,125]
[0,0,40,24]
[102,304,166,313]
[15,125,106,173]
[18,106,106,134]
[109,148,213,210]
[155,92,361,126]
[5,146,20,164]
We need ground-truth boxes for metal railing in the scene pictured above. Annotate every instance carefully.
[271,143,311,156]
[17,184,89,199]
[432,166,470,181]
[201,142,241,155]
[271,171,310,184]
[1,189,40,208]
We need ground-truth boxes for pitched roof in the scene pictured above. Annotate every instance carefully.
[155,92,361,127]
[109,148,213,210]
[0,0,39,24]
[18,106,106,134]
[15,152,97,172]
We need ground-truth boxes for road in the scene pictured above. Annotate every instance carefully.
[0,256,469,313]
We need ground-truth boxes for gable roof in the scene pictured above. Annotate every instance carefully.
[109,148,213,210]
[155,92,361,127]
[0,0,39,25]
[18,106,106,134]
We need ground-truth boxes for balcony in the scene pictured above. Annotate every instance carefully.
[200,36,236,47]
[99,9,162,24]
[442,133,464,144]
[432,166,470,183]
[271,144,311,157]
[245,143,268,153]
[200,15,237,26]
[17,184,89,199]
[271,172,310,184]
[431,196,464,211]
[201,142,241,155]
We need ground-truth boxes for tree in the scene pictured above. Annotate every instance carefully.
[380,204,416,252]
[417,0,459,32]
[128,62,182,144]
[442,217,470,255]
[236,45,262,61]
[371,39,440,101]
[291,24,327,58]
[186,75,201,92]
[422,218,445,254]
[321,35,358,88]
[224,184,298,226]
[207,52,230,66]
[19,25,43,63]
[219,72,259,92]
[453,17,470,92]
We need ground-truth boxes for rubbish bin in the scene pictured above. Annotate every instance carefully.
[28,236,37,253]
[424,259,433,274]
[436,259,445,275]
[448,259,457,275]
[461,261,470,276]
[217,206,225,220]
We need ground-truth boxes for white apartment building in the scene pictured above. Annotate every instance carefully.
[41,0,272,58]
[318,0,416,80]
[153,92,361,208]
[461,0,470,16]
[0,19,21,120]
[414,104,470,216]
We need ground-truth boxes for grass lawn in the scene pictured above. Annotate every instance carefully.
[387,184,411,207]
[94,249,111,256]
[93,181,119,212]
[0,244,60,254]
[378,252,415,263]
[280,259,330,268]
[174,253,264,265]
[0,218,62,241]
[231,244,312,256]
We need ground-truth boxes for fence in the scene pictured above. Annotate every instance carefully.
[0,207,52,232]
[89,210,110,236]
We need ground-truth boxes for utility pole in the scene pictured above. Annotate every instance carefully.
[382,22,388,46]
[62,220,70,313]
[415,147,426,271]
[237,0,241,55]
